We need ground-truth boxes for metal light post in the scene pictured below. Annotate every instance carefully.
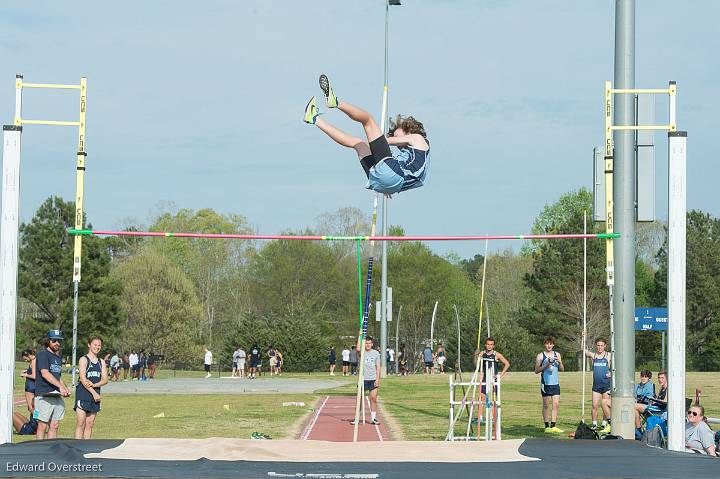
[611,0,636,439]
[380,0,400,379]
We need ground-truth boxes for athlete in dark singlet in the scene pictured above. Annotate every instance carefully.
[584,337,612,433]
[477,338,510,424]
[20,349,36,413]
[74,336,108,439]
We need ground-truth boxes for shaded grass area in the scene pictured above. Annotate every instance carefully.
[318,371,720,441]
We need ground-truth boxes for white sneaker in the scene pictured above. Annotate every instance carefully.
[205,373,211,379]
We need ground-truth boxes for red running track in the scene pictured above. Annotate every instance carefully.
[301,396,390,442]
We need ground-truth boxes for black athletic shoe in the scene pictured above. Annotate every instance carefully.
[371,418,381,425]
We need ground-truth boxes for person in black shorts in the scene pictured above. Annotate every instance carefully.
[304,74,430,196]
[20,349,36,413]
[12,412,37,436]
[74,336,108,439]
[328,347,336,376]
[476,338,510,424]
[359,336,382,425]
[249,345,261,380]
[121,352,130,381]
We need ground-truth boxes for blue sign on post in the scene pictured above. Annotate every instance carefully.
[634,307,668,331]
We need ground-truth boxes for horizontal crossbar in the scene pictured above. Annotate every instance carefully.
[68,229,621,241]
[19,119,81,126]
[610,88,673,95]
[19,82,81,90]
[610,125,675,131]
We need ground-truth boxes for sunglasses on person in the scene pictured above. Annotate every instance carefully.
[687,410,700,417]
[49,339,62,343]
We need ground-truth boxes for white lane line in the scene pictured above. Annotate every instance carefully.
[366,397,384,442]
[301,395,329,440]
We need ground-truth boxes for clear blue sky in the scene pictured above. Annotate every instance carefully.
[1,1,718,258]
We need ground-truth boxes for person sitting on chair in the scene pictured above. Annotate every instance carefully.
[635,370,668,433]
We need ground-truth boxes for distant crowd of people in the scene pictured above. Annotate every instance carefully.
[201,345,285,379]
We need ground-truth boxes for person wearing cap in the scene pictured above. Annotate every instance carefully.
[35,330,71,439]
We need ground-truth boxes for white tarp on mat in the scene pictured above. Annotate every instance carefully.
[87,438,538,463]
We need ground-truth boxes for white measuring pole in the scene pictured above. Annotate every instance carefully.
[666,130,686,452]
[0,124,22,445]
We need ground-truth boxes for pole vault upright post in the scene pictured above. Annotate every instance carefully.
[71,77,88,387]
[0,117,22,444]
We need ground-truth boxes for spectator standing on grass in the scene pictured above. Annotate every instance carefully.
[534,336,564,434]
[232,347,242,377]
[349,345,359,375]
[203,347,213,378]
[20,349,36,413]
[398,344,408,376]
[435,344,446,374]
[109,352,120,382]
[387,347,395,374]
[422,345,434,374]
[268,346,277,376]
[121,352,130,381]
[237,347,247,378]
[139,350,147,381]
[35,330,71,440]
[249,345,261,379]
[147,352,157,379]
[274,349,283,375]
[75,336,108,439]
[328,347,337,376]
[341,346,351,376]
[685,405,717,456]
[129,350,139,380]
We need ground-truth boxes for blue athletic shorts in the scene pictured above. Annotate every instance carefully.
[362,136,404,194]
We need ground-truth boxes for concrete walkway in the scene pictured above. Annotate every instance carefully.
[102,377,349,395]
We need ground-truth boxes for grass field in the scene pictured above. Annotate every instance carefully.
[12,362,720,443]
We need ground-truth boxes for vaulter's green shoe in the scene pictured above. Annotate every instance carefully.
[319,74,338,108]
[304,96,319,124]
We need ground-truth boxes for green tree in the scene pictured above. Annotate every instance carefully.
[112,249,203,363]
[148,208,253,348]
[520,189,609,370]
[654,210,720,370]
[17,196,122,353]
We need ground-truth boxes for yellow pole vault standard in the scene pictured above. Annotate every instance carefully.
[71,77,87,387]
[73,77,87,283]
[14,76,88,386]
[603,80,677,390]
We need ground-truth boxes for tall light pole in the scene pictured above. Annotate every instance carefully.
[380,0,401,379]
[611,0,636,440]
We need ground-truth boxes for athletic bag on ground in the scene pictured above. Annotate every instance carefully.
[645,415,667,436]
[642,425,664,448]
[574,421,599,440]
